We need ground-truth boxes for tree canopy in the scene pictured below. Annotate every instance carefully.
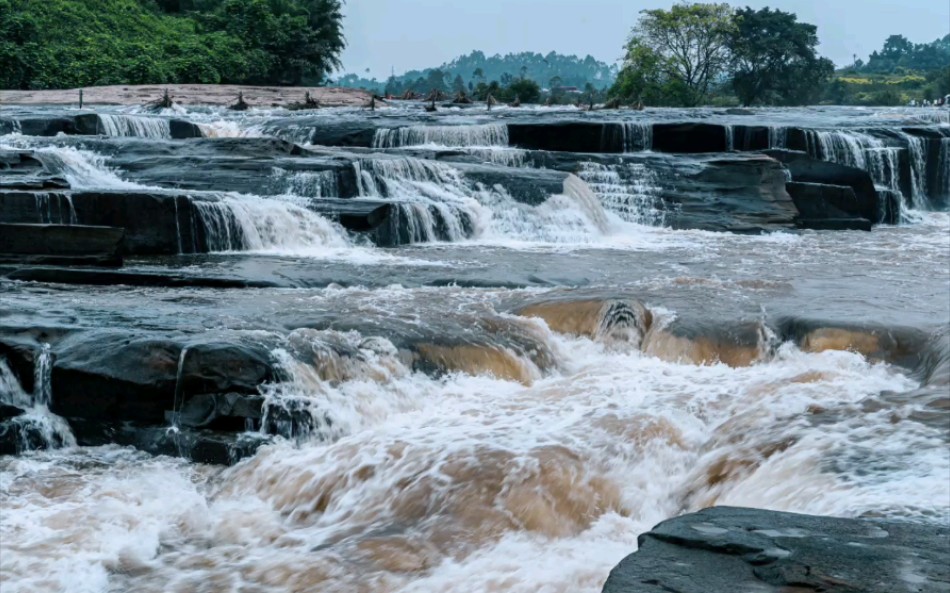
[729,7,833,106]
[0,0,345,89]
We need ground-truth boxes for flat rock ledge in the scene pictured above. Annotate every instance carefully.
[603,506,949,593]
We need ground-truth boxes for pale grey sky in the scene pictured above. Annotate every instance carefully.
[339,0,950,78]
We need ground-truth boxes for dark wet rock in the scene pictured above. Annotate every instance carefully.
[0,265,284,288]
[508,122,620,153]
[652,123,729,153]
[643,318,772,367]
[795,217,873,231]
[785,182,874,229]
[0,223,125,266]
[763,149,887,223]
[69,419,271,465]
[777,317,930,370]
[1,113,202,139]
[48,331,278,425]
[455,163,571,206]
[602,506,949,593]
[0,151,69,191]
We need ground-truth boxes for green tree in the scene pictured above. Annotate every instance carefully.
[615,3,735,106]
[728,7,834,105]
[508,78,541,103]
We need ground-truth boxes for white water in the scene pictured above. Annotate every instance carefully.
[97,114,171,139]
[898,131,931,210]
[1,321,944,593]
[0,347,75,454]
[620,122,652,152]
[373,124,509,148]
[578,162,666,226]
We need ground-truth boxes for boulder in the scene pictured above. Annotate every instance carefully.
[763,149,885,223]
[49,331,277,426]
[603,506,949,593]
[0,223,124,266]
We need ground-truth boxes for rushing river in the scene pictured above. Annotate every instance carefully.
[1,104,948,593]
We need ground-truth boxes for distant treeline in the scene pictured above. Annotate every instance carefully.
[336,51,618,99]
[0,0,345,89]
[607,3,950,107]
[831,35,950,106]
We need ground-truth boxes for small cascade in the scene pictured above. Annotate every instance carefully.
[33,192,76,224]
[939,139,950,200]
[463,147,528,167]
[98,114,172,139]
[578,162,666,226]
[621,122,653,152]
[0,347,76,453]
[768,126,787,149]
[353,158,485,242]
[270,167,339,197]
[898,132,930,210]
[193,194,351,252]
[561,174,612,234]
[260,329,412,443]
[803,130,900,190]
[724,125,734,151]
[33,146,141,190]
[372,123,509,148]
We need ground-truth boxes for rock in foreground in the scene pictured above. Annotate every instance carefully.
[603,506,949,593]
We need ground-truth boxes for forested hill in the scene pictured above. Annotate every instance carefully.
[0,0,345,90]
[336,51,619,94]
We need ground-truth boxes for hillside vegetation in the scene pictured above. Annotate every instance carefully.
[0,0,345,89]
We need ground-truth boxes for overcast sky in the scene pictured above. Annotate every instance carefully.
[339,0,950,78]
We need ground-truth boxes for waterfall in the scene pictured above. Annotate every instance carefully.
[621,122,653,152]
[270,167,339,197]
[193,194,351,252]
[98,114,172,139]
[724,125,734,151]
[803,130,900,190]
[577,162,666,226]
[768,126,787,149]
[353,158,485,242]
[898,132,930,210]
[33,146,142,190]
[939,139,950,200]
[372,123,509,148]
[0,349,76,452]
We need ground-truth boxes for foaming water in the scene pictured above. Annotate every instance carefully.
[2,327,942,593]
[373,124,509,148]
[97,114,171,139]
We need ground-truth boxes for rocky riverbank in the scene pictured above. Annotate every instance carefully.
[603,506,950,593]
[0,84,371,108]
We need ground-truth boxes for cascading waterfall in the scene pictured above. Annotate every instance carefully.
[0,347,75,452]
[768,126,787,149]
[97,114,172,139]
[353,158,485,242]
[33,192,77,224]
[372,123,509,148]
[621,122,653,152]
[33,145,144,190]
[193,194,351,253]
[803,130,900,190]
[578,162,666,226]
[270,167,339,198]
[898,132,931,210]
[724,124,734,151]
[939,139,950,199]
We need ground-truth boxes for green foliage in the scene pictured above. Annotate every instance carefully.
[858,34,950,74]
[611,2,734,107]
[0,0,345,89]
[728,7,833,106]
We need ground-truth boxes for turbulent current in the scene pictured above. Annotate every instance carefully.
[0,103,948,593]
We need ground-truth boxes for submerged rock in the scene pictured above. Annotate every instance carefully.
[603,506,949,593]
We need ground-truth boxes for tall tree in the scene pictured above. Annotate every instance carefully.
[728,7,833,105]
[621,3,735,106]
